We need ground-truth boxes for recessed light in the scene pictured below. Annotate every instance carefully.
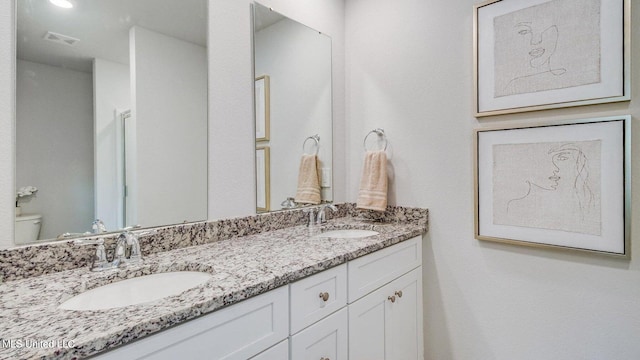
[49,0,73,9]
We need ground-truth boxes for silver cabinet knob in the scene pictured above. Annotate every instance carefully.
[388,295,396,303]
[319,292,330,302]
[395,290,403,298]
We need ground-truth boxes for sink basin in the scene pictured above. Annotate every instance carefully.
[58,271,212,311]
[314,229,379,239]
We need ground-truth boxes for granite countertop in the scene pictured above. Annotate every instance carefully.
[0,216,426,360]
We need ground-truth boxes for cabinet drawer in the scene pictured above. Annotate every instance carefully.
[250,339,289,360]
[94,286,289,360]
[290,263,347,334]
[348,236,421,302]
[290,307,348,360]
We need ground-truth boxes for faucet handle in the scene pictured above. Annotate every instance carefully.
[73,238,109,270]
[123,229,154,263]
[91,219,107,234]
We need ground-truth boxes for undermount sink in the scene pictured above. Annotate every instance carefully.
[58,271,212,311]
[314,229,379,239]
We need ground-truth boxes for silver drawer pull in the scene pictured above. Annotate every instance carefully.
[395,290,403,298]
[319,292,330,302]
[388,295,396,303]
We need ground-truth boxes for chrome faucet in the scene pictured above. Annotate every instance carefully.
[75,228,155,271]
[316,204,337,225]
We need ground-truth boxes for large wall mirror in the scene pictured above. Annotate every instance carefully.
[14,0,208,245]
[252,3,333,213]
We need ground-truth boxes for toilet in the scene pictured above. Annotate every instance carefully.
[15,214,43,245]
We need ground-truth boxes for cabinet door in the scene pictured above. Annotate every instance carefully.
[387,267,423,360]
[348,282,390,360]
[349,267,423,360]
[291,308,348,360]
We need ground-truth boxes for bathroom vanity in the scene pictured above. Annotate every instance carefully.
[0,204,427,359]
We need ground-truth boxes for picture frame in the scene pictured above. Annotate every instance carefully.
[256,146,271,212]
[255,75,270,141]
[473,0,630,117]
[474,115,631,257]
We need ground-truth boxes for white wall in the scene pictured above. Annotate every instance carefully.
[15,60,94,240]
[208,0,346,219]
[130,26,208,227]
[255,18,333,210]
[93,58,130,231]
[346,0,640,359]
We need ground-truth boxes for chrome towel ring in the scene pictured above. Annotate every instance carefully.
[303,134,320,155]
[363,128,388,151]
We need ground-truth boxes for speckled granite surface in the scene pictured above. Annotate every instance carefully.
[0,205,427,359]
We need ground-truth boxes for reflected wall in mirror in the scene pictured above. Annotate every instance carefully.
[252,3,333,213]
[15,0,208,245]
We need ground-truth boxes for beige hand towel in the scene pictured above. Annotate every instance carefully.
[295,154,321,205]
[356,150,388,212]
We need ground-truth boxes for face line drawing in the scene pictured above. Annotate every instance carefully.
[549,144,594,212]
[506,143,594,218]
[503,21,567,92]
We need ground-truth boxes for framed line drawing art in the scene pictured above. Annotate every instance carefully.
[255,75,270,141]
[256,146,271,212]
[474,115,630,257]
[473,0,630,116]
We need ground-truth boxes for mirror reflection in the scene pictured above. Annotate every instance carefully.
[15,0,208,245]
[253,3,333,213]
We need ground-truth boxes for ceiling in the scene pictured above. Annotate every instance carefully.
[17,0,207,73]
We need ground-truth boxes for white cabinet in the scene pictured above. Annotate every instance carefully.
[95,235,423,360]
[95,286,289,360]
[290,308,348,360]
[348,236,423,360]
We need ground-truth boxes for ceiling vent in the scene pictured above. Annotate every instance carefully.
[43,31,80,47]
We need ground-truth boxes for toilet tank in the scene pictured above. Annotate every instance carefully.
[15,214,42,245]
